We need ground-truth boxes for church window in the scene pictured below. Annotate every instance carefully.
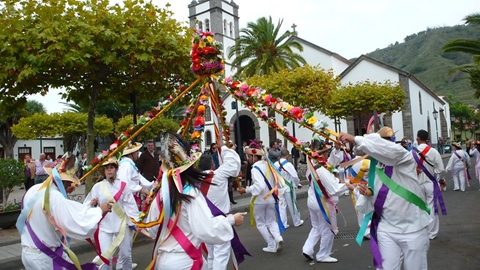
[229,22,233,37]
[205,130,212,146]
[198,21,203,31]
[205,106,212,121]
[418,92,423,115]
[224,19,227,34]
[205,19,210,31]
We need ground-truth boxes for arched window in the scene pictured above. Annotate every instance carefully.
[418,92,423,115]
[205,106,212,121]
[229,22,233,37]
[198,21,203,31]
[205,19,210,31]
[205,130,212,146]
[223,19,227,35]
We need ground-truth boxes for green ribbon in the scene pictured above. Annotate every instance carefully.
[283,180,299,214]
[356,158,377,246]
[376,167,430,215]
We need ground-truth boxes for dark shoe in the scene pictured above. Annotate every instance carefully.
[230,201,237,204]
[303,253,314,261]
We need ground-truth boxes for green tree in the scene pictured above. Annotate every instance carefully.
[0,158,24,211]
[247,65,339,112]
[0,101,46,158]
[11,112,114,154]
[443,13,480,98]
[327,80,406,135]
[228,16,306,79]
[0,0,193,190]
[115,115,179,142]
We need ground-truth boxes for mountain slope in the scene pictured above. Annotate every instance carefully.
[365,24,480,105]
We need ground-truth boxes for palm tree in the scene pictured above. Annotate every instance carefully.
[228,16,307,143]
[443,13,480,98]
[228,16,307,79]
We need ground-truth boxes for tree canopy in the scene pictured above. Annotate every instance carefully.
[227,16,306,79]
[246,65,339,113]
[443,13,480,98]
[115,115,179,142]
[0,0,194,190]
[327,80,406,118]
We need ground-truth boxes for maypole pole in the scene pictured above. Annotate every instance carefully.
[80,76,205,182]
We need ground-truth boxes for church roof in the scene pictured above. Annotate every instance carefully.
[340,55,446,105]
[287,35,351,65]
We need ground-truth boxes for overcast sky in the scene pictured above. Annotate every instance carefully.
[31,0,479,113]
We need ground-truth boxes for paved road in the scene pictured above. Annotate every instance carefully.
[4,187,479,270]
[3,154,480,269]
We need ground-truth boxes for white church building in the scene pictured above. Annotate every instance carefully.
[188,0,451,151]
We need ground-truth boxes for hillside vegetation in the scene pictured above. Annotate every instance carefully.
[365,24,480,105]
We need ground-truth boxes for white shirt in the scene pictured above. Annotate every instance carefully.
[118,157,153,193]
[306,163,347,210]
[145,187,234,252]
[416,143,445,184]
[327,148,344,167]
[84,179,140,233]
[20,184,103,248]
[446,149,470,173]
[205,146,241,213]
[246,160,276,204]
[275,158,300,193]
[354,133,432,234]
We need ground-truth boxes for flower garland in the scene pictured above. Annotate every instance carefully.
[191,31,224,76]
[222,77,337,138]
[222,78,333,161]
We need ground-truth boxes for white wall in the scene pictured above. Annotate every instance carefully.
[14,138,64,161]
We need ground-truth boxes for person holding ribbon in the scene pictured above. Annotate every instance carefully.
[197,139,251,270]
[414,129,446,240]
[117,141,154,270]
[340,127,432,270]
[302,136,348,263]
[446,142,470,191]
[237,145,285,254]
[143,132,246,270]
[274,148,304,229]
[84,157,141,270]
[18,154,112,270]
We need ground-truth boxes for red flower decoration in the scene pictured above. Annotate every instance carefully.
[92,157,99,165]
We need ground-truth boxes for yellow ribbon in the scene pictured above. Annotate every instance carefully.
[249,196,258,228]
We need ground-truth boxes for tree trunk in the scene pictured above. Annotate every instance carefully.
[85,85,99,193]
[0,120,18,159]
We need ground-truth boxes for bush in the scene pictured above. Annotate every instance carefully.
[0,158,25,211]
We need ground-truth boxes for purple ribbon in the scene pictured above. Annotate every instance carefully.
[370,166,393,269]
[26,222,98,270]
[204,196,252,264]
[412,151,447,215]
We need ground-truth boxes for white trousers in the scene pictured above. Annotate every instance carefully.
[376,228,429,270]
[421,181,439,239]
[22,249,72,270]
[206,241,231,270]
[115,227,134,270]
[156,252,207,270]
[302,207,335,261]
[93,231,118,270]
[253,203,282,249]
[279,189,302,227]
[452,166,466,191]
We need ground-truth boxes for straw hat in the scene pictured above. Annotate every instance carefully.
[378,126,394,138]
[122,142,143,156]
[44,154,80,186]
[452,142,462,149]
[102,157,119,167]
[244,146,265,156]
[159,132,201,173]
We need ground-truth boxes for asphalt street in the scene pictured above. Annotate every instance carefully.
[3,155,480,269]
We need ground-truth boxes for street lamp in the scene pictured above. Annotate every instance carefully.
[471,119,476,140]
[433,108,439,151]
[462,118,467,140]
